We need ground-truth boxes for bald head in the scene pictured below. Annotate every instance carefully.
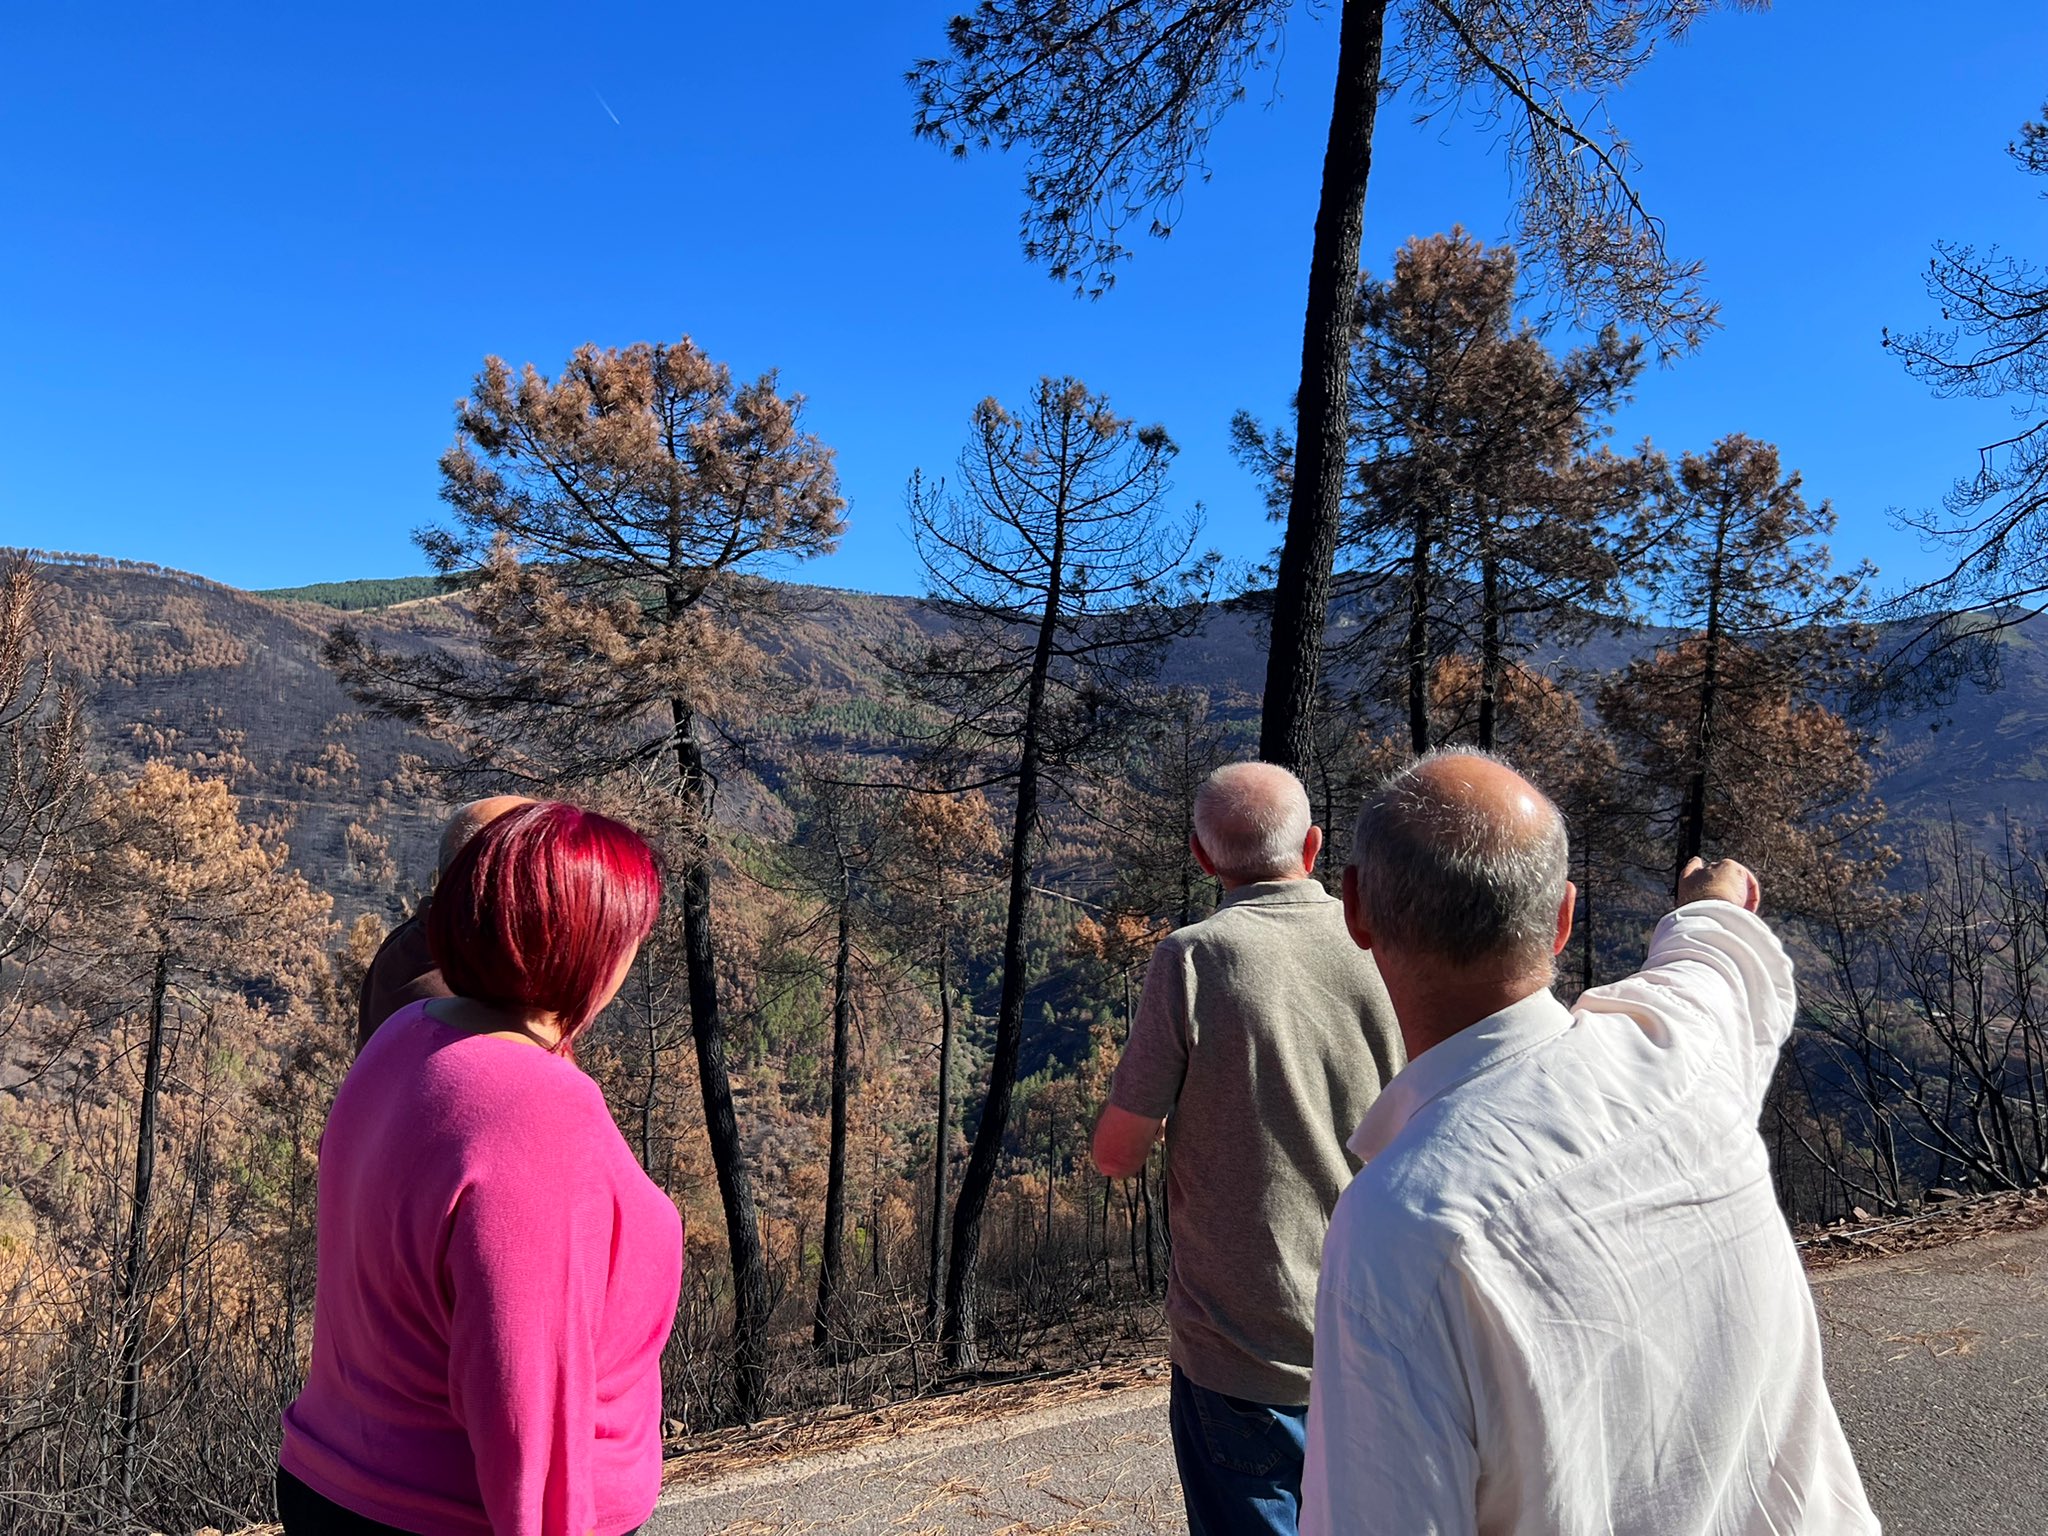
[1193,762,1316,886]
[439,796,536,876]
[1349,751,1568,971]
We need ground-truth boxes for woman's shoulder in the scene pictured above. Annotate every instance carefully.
[358,1012,611,1136]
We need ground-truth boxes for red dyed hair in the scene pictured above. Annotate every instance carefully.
[426,800,662,1052]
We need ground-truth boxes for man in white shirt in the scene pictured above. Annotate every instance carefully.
[1303,751,1876,1535]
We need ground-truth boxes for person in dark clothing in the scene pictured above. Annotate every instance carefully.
[355,796,532,1050]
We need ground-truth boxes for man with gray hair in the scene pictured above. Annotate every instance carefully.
[1092,761,1403,1536]
[1303,752,1874,1534]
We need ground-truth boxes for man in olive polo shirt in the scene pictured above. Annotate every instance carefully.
[1092,762,1403,1536]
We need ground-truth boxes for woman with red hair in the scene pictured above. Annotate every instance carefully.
[279,801,681,1536]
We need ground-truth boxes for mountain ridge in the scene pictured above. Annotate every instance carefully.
[25,556,2048,924]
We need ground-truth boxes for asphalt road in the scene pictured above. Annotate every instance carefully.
[652,1224,2048,1535]
[1813,1225,2048,1534]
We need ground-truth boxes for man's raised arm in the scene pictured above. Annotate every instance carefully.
[1582,855,1797,1109]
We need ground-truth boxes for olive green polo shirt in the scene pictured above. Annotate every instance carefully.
[1109,878,1404,1405]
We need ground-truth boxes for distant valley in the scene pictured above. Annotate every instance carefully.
[36,558,2048,922]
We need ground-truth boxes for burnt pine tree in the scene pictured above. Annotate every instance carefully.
[783,762,892,1351]
[1599,434,1872,892]
[902,378,1212,1366]
[909,0,1748,774]
[63,764,331,1514]
[1882,97,2048,672]
[325,338,844,1420]
[1237,230,1650,752]
[884,785,1003,1330]
[1103,686,1231,929]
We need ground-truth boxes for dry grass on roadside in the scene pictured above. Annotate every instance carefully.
[1797,1188,2048,1272]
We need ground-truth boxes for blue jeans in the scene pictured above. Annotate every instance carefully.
[1168,1364,1308,1536]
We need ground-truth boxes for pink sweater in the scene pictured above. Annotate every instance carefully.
[281,1002,683,1536]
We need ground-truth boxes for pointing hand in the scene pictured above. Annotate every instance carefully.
[1677,856,1760,913]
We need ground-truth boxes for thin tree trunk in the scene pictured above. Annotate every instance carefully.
[1676,505,1730,884]
[1478,546,1502,751]
[1157,1152,1171,1260]
[926,939,955,1331]
[815,863,855,1349]
[116,953,170,1505]
[1124,1179,1140,1280]
[1579,820,1595,994]
[671,699,771,1420]
[871,1142,885,1282]
[1407,504,1435,754]
[943,514,1066,1367]
[282,1090,310,1383]
[639,949,658,1175]
[1043,1102,1056,1254]
[1139,1161,1157,1295]
[1100,1173,1113,1283]
[942,731,1043,1366]
[1260,0,1392,773]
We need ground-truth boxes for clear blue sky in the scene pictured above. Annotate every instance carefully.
[2,3,2043,599]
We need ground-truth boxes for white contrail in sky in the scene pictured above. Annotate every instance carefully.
[594,89,621,126]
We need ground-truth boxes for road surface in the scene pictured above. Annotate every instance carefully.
[652,1223,2048,1535]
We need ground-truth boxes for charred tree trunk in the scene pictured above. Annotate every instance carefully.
[815,860,855,1350]
[1676,511,1730,886]
[1579,819,1596,994]
[926,940,955,1331]
[670,698,770,1420]
[1099,1172,1114,1282]
[1043,1101,1056,1253]
[871,1142,885,1282]
[1407,504,1436,754]
[1139,1159,1158,1295]
[116,953,170,1504]
[639,949,659,1176]
[943,523,1065,1368]
[1260,0,1391,773]
[1478,546,1503,751]
[1124,1178,1140,1280]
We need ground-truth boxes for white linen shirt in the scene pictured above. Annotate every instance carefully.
[1301,901,1877,1536]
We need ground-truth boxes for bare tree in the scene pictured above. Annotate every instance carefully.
[325,338,845,1419]
[1882,98,2048,678]
[909,1,1755,774]
[1795,817,2048,1209]
[782,762,894,1350]
[1099,686,1234,925]
[900,377,1212,1366]
[58,764,332,1516]
[885,786,1003,1330]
